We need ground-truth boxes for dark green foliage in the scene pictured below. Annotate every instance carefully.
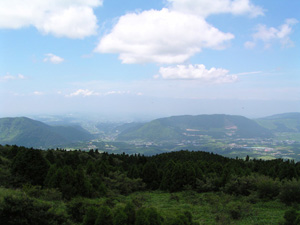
[124,201,136,225]
[142,161,159,189]
[255,175,280,200]
[165,211,193,225]
[223,176,257,196]
[134,207,163,225]
[83,206,99,225]
[11,148,49,186]
[66,198,88,223]
[95,206,113,225]
[0,195,67,225]
[104,171,145,195]
[113,207,128,225]
[134,207,150,225]
[284,208,300,225]
[279,179,300,204]
[3,145,300,225]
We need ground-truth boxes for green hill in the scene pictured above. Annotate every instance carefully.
[256,112,300,133]
[0,117,93,148]
[117,114,273,141]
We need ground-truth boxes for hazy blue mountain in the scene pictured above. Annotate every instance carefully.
[117,114,273,141]
[256,112,300,132]
[0,117,93,148]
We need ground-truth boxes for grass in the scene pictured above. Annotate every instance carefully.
[115,191,287,225]
[0,187,288,225]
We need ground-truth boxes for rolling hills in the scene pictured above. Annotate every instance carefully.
[117,114,273,142]
[256,112,300,133]
[0,117,93,148]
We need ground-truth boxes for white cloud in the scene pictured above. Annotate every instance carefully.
[167,0,264,18]
[244,41,256,49]
[96,0,263,64]
[33,91,43,95]
[0,0,102,38]
[43,53,64,64]
[96,9,234,64]
[0,73,26,81]
[247,18,298,48]
[157,64,238,83]
[104,91,131,96]
[66,89,100,97]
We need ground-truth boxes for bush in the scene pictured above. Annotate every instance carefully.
[223,176,256,196]
[124,201,136,225]
[284,208,300,225]
[66,197,91,223]
[255,175,280,200]
[113,207,128,225]
[83,206,99,225]
[0,195,67,225]
[95,206,113,225]
[135,207,163,225]
[279,179,300,205]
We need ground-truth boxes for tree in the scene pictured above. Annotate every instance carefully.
[95,206,113,225]
[113,207,128,225]
[124,201,136,225]
[83,206,99,225]
[11,148,49,186]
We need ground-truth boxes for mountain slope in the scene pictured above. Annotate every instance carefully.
[117,114,273,141]
[256,112,300,133]
[0,117,93,147]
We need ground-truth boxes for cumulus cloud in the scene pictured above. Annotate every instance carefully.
[66,89,100,97]
[96,0,263,64]
[167,0,264,18]
[43,53,64,64]
[0,0,102,38]
[156,64,238,83]
[96,9,234,64]
[0,73,26,81]
[246,18,298,48]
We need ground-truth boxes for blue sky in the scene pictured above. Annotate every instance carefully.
[0,0,299,120]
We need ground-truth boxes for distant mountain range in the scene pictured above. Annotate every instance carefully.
[0,117,93,148]
[256,112,300,133]
[117,114,274,141]
[1,113,299,148]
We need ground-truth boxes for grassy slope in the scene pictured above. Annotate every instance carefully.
[0,187,286,225]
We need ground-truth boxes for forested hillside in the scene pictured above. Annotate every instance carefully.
[117,114,273,141]
[1,145,300,224]
[0,117,93,148]
[256,112,300,133]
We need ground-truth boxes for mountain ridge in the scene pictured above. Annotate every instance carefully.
[0,117,93,148]
[117,114,273,141]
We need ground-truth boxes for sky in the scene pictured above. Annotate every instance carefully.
[0,0,299,120]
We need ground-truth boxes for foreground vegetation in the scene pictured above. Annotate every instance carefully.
[1,145,300,224]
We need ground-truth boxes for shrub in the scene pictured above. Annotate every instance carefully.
[255,175,280,200]
[220,201,252,221]
[279,179,300,205]
[83,206,99,225]
[284,208,300,225]
[113,207,128,225]
[95,206,113,225]
[0,195,67,225]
